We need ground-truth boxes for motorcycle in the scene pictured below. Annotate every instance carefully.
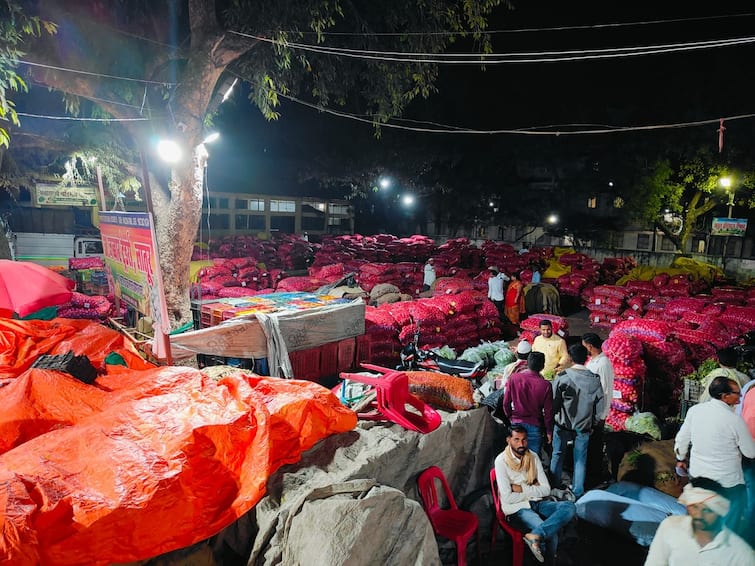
[397,323,488,387]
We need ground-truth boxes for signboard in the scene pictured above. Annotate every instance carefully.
[99,211,171,359]
[34,183,99,207]
[711,217,748,237]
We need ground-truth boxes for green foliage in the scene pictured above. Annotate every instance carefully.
[0,1,56,146]
[622,145,755,251]
[682,358,720,382]
[227,0,506,128]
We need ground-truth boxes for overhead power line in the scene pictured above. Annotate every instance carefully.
[17,59,177,86]
[273,89,755,135]
[273,12,755,37]
[231,30,755,64]
[16,112,149,122]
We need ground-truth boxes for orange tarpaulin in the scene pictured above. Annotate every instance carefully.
[0,318,153,385]
[0,320,357,565]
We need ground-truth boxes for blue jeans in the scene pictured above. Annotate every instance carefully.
[550,425,590,497]
[515,422,543,459]
[508,499,576,559]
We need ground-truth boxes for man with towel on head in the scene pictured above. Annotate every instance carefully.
[645,478,754,565]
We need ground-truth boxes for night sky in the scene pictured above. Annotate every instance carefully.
[207,1,755,198]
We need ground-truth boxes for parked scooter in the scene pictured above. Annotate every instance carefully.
[397,323,488,387]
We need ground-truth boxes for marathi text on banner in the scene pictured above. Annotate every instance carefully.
[711,217,748,237]
[99,211,171,358]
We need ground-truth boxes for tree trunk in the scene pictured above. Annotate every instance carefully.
[150,146,207,329]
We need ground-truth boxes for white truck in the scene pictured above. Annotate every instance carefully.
[11,232,103,268]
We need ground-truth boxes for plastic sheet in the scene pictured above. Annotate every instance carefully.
[0,368,356,565]
[0,318,152,385]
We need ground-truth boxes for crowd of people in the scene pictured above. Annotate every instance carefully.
[486,320,755,565]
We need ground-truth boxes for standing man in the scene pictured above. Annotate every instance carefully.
[505,271,525,325]
[698,346,750,404]
[550,344,606,498]
[494,425,576,564]
[422,257,436,292]
[487,266,508,322]
[502,352,554,458]
[497,340,531,390]
[674,376,755,538]
[582,332,614,487]
[532,319,569,376]
[644,478,754,566]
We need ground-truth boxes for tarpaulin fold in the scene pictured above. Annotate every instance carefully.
[0,319,357,566]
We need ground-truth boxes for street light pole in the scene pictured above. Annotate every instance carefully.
[719,176,733,218]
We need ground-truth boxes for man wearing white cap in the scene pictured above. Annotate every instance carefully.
[644,478,754,565]
[496,340,532,388]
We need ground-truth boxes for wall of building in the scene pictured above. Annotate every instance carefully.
[199,192,354,238]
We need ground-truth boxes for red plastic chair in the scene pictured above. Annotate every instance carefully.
[417,466,480,566]
[340,364,441,433]
[489,468,525,566]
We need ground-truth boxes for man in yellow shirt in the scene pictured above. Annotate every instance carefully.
[532,319,569,375]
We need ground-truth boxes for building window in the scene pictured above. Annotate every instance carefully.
[302,216,325,231]
[328,203,350,215]
[587,196,597,209]
[636,233,650,250]
[270,199,295,212]
[235,198,264,211]
[247,214,265,230]
[303,200,326,212]
[217,198,229,209]
[696,239,705,254]
[207,213,229,229]
[270,215,295,232]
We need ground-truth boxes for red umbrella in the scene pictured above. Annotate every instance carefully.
[0,260,75,318]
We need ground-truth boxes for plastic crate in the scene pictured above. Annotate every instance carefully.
[289,348,321,381]
[319,341,340,377]
[337,337,357,372]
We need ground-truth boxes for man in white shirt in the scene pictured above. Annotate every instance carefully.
[674,376,755,538]
[422,258,436,291]
[583,332,614,487]
[644,479,754,566]
[698,346,750,404]
[494,425,576,563]
[487,266,508,322]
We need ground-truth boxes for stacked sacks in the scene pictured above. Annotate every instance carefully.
[588,285,630,329]
[362,307,401,366]
[357,263,401,293]
[520,314,569,337]
[602,332,646,431]
[599,257,636,285]
[357,291,502,365]
[58,291,114,320]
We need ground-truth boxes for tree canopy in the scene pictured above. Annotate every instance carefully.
[4,0,509,330]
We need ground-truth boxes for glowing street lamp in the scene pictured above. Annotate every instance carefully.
[719,176,734,218]
[402,194,415,207]
[202,132,220,144]
[379,177,392,190]
[157,139,182,163]
[546,214,559,225]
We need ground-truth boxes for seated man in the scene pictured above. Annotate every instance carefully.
[494,425,577,563]
[644,478,753,566]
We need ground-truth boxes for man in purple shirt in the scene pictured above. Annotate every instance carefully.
[502,351,554,458]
